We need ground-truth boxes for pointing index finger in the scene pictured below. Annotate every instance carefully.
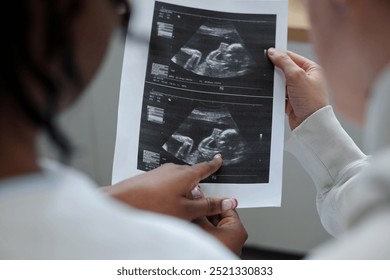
[191,154,223,181]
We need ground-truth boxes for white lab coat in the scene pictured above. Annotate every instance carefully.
[286,66,390,259]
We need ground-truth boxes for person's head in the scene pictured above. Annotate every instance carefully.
[217,129,240,151]
[304,0,390,125]
[0,0,130,160]
[224,43,248,65]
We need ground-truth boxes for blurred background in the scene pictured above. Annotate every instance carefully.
[38,0,364,257]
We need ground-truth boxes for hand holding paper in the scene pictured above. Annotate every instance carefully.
[267,49,330,130]
[105,155,238,221]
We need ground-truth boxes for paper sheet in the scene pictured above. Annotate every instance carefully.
[112,0,288,208]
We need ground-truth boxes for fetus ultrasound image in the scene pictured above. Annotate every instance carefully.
[171,21,256,78]
[163,105,249,166]
[136,1,276,184]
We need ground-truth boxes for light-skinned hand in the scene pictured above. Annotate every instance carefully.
[268,48,330,130]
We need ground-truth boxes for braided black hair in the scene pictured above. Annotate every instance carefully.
[0,1,82,163]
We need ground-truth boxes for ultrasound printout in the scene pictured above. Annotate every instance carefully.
[139,2,276,183]
[113,0,288,207]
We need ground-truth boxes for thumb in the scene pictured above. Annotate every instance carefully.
[268,48,302,77]
[186,197,238,220]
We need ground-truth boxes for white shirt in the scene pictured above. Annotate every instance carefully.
[0,160,235,259]
[286,66,390,259]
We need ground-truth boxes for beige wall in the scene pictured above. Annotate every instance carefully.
[38,32,363,254]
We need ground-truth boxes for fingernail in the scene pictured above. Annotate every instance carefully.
[191,186,202,199]
[214,153,222,159]
[222,198,237,211]
[268,48,276,56]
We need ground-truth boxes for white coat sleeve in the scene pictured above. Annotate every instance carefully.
[285,106,370,237]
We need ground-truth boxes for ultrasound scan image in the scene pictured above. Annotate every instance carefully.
[171,21,256,78]
[162,105,249,165]
[137,1,276,183]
